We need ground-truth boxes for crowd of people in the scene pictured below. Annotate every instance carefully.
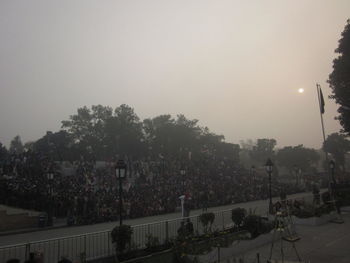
[0,150,305,226]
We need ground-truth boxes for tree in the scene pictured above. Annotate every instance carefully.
[61,105,114,158]
[323,133,350,171]
[276,145,320,173]
[329,19,350,133]
[105,104,145,157]
[250,138,277,165]
[0,142,8,160]
[33,130,75,161]
[9,135,24,154]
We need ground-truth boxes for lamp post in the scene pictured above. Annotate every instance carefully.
[251,165,256,186]
[293,165,298,186]
[265,159,273,214]
[115,160,127,226]
[47,172,54,226]
[298,168,302,187]
[329,160,336,185]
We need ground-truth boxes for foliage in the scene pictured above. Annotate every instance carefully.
[328,19,350,134]
[175,230,250,257]
[199,212,215,233]
[9,135,24,154]
[276,145,320,172]
[0,142,8,160]
[249,138,276,164]
[322,191,331,204]
[292,203,333,218]
[111,224,133,254]
[323,133,350,170]
[31,103,240,162]
[33,130,74,161]
[231,208,246,228]
[242,215,273,238]
[145,234,160,250]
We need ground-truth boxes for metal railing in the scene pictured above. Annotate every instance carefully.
[0,194,314,263]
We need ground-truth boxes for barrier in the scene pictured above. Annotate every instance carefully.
[0,194,314,263]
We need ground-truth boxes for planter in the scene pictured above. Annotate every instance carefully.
[341,205,350,213]
[219,230,276,256]
[189,230,277,263]
[292,213,337,226]
[180,230,250,256]
[88,248,174,263]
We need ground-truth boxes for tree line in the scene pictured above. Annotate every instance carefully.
[1,104,350,174]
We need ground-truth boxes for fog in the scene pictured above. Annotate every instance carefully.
[0,0,349,148]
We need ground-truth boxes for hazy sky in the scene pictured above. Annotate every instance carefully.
[0,0,349,149]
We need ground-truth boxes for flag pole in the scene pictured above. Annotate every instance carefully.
[316,83,327,145]
[316,84,344,222]
[316,83,330,184]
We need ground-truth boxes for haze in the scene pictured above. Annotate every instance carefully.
[0,0,349,149]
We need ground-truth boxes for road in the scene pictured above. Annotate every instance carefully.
[0,191,314,247]
[0,191,317,263]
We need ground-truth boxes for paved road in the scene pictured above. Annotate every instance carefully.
[0,191,314,247]
[227,213,350,263]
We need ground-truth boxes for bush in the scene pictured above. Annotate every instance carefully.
[111,224,133,254]
[231,208,246,229]
[145,234,160,250]
[322,191,331,204]
[292,203,333,218]
[242,215,273,238]
[199,212,215,233]
[243,215,260,238]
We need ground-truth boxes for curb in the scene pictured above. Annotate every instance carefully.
[0,224,68,237]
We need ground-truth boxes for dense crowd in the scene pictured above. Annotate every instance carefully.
[0,150,304,225]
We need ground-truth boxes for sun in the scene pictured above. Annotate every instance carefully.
[298,88,304,93]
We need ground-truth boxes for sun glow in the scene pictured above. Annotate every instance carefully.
[298,88,304,93]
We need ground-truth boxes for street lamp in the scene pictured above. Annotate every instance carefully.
[251,165,256,185]
[329,160,336,185]
[115,160,127,226]
[265,159,273,214]
[47,173,54,226]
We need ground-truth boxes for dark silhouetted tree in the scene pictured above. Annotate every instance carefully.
[61,105,113,157]
[105,104,145,157]
[0,142,8,159]
[323,133,350,171]
[250,138,276,165]
[33,130,75,161]
[329,19,350,133]
[276,145,320,173]
[9,135,24,154]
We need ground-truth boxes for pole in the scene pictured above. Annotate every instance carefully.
[269,171,272,210]
[119,174,123,226]
[316,84,327,147]
[316,84,332,188]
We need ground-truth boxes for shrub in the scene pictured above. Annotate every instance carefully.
[242,215,260,238]
[111,224,133,254]
[322,191,331,205]
[231,208,246,229]
[199,212,215,233]
[145,234,160,250]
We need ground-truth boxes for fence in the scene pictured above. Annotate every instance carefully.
[0,194,314,263]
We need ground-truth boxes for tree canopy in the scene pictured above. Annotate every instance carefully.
[329,19,350,133]
[276,145,320,173]
[9,135,24,154]
[323,132,350,171]
[249,138,277,165]
[55,104,240,162]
